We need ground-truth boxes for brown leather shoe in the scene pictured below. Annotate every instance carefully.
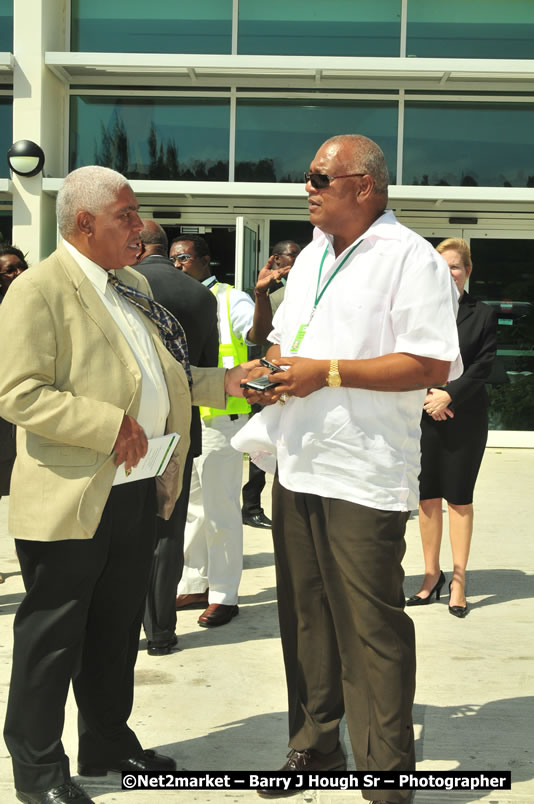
[176,592,209,610]
[257,743,346,798]
[198,603,238,627]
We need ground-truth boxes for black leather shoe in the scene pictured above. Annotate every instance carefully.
[406,570,446,606]
[242,511,272,529]
[448,580,468,618]
[77,749,176,777]
[16,780,95,804]
[147,634,178,656]
[257,743,346,798]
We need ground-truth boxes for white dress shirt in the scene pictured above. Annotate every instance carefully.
[268,210,462,512]
[63,240,170,439]
[203,276,255,345]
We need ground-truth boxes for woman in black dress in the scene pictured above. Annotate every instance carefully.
[406,238,497,617]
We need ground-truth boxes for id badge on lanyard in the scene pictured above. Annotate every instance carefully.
[289,239,364,355]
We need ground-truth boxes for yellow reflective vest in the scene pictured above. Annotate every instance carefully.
[199,282,251,420]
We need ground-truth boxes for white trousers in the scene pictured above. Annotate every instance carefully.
[178,415,245,605]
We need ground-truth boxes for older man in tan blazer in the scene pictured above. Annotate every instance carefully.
[0,166,249,804]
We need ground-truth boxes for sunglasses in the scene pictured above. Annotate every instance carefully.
[304,172,366,189]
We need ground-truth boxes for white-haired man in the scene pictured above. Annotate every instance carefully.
[0,166,250,804]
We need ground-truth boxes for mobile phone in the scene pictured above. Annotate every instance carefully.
[260,357,287,373]
[243,374,282,392]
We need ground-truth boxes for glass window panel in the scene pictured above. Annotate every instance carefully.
[270,220,313,252]
[0,0,13,52]
[239,0,400,56]
[71,0,232,53]
[69,97,230,180]
[0,99,12,178]
[236,100,397,183]
[0,210,13,244]
[407,0,534,59]
[404,103,534,188]
[468,238,534,431]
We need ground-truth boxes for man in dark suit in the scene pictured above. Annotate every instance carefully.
[134,220,218,655]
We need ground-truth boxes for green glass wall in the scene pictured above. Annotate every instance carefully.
[69,97,230,179]
[469,239,534,432]
[238,0,401,56]
[0,0,12,52]
[407,0,534,59]
[235,100,397,182]
[404,103,534,187]
[71,0,232,53]
[0,99,12,177]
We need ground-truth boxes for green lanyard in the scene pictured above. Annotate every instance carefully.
[289,238,364,354]
[310,239,364,323]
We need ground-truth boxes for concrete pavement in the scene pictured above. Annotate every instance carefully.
[0,448,533,803]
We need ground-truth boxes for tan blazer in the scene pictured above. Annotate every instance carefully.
[0,243,227,541]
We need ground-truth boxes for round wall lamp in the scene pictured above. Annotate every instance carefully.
[7,140,45,177]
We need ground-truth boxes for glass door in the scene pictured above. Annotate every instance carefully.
[413,227,534,447]
[463,230,534,448]
[235,217,260,294]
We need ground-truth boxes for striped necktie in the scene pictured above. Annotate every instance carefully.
[107,274,192,388]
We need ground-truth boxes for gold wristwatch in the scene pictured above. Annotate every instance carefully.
[326,359,342,387]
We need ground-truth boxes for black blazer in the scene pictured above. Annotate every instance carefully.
[135,254,219,455]
[447,291,498,413]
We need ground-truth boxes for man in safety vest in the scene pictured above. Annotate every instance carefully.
[170,235,289,627]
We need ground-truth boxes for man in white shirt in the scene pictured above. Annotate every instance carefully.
[242,135,461,804]
[0,166,250,804]
[171,235,290,627]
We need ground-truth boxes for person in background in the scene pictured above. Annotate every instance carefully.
[406,237,497,618]
[0,245,28,300]
[133,220,219,655]
[238,134,461,804]
[172,234,290,627]
[0,245,29,584]
[242,240,301,529]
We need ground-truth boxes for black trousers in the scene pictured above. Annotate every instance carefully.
[143,449,194,645]
[272,477,415,804]
[4,480,157,793]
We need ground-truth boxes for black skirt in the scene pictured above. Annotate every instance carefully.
[419,407,488,505]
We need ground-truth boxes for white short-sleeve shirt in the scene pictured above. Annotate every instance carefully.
[268,210,462,512]
[203,276,255,345]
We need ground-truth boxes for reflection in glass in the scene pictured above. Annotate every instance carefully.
[270,220,313,253]
[407,0,534,59]
[238,0,400,56]
[404,103,534,188]
[236,100,397,183]
[0,99,12,178]
[71,0,232,53]
[0,0,12,52]
[69,97,230,180]
[470,239,534,432]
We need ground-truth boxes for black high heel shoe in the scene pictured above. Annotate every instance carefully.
[448,580,468,618]
[406,570,446,606]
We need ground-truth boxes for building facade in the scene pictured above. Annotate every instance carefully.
[1,0,533,444]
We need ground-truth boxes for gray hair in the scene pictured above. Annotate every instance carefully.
[324,134,389,196]
[56,166,131,238]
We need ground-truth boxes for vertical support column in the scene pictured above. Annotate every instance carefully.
[11,0,68,262]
